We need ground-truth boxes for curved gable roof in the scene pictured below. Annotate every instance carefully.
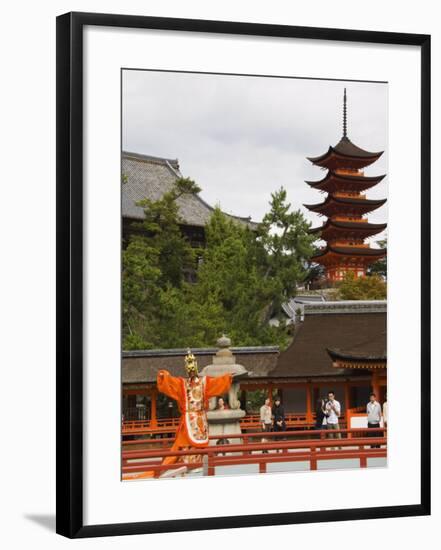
[122,151,257,229]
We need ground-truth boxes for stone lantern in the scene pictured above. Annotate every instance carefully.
[199,335,248,444]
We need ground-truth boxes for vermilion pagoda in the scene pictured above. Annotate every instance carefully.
[305,89,387,283]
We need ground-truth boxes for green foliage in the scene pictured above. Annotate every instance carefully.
[258,187,316,319]
[191,208,288,348]
[122,182,314,350]
[336,272,387,300]
[122,178,197,348]
[367,237,387,278]
[133,178,198,288]
[245,389,279,413]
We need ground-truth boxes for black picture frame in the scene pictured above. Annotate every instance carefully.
[56,11,431,539]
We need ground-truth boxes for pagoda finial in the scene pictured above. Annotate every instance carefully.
[343,88,347,138]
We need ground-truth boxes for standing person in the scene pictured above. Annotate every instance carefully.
[367,393,382,448]
[217,397,228,411]
[315,397,326,431]
[324,391,341,441]
[382,393,388,429]
[215,397,230,450]
[260,397,273,453]
[272,397,286,450]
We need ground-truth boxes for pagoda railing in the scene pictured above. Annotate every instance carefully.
[335,169,364,177]
[333,192,367,200]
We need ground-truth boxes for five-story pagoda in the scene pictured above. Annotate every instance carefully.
[304,89,387,283]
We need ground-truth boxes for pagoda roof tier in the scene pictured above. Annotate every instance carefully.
[304,195,387,217]
[311,245,386,265]
[306,171,386,194]
[307,137,383,170]
[310,220,387,240]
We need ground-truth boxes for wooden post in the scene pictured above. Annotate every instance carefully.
[347,408,352,437]
[150,389,158,428]
[306,383,313,423]
[371,371,380,401]
[310,447,317,470]
[268,385,273,407]
[243,435,251,456]
[359,447,367,468]
[344,382,351,425]
[207,451,215,476]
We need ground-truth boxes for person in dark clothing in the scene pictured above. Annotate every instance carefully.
[315,398,326,430]
[272,397,286,450]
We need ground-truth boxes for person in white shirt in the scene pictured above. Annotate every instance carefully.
[366,393,382,448]
[382,394,388,428]
[260,397,272,453]
[324,391,341,440]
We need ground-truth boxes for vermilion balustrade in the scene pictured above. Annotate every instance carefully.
[122,427,387,477]
[122,412,320,436]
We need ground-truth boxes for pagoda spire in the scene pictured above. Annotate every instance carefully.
[343,88,347,138]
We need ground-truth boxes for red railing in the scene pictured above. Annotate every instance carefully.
[122,427,386,478]
[122,412,320,437]
[122,425,359,448]
[123,417,180,433]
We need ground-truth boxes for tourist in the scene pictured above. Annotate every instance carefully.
[217,397,228,411]
[315,398,327,431]
[260,397,273,453]
[367,393,382,448]
[272,397,286,450]
[324,391,341,441]
[382,394,388,428]
[214,398,230,452]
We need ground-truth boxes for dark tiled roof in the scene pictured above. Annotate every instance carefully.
[310,220,387,234]
[123,302,387,383]
[333,137,383,159]
[304,195,387,212]
[271,305,386,378]
[308,137,383,165]
[306,171,385,191]
[327,330,387,362]
[122,151,257,229]
[122,347,279,384]
[312,245,387,259]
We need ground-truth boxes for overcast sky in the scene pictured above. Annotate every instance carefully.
[122,70,388,241]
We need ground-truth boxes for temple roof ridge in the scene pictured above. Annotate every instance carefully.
[303,300,387,315]
[123,346,280,357]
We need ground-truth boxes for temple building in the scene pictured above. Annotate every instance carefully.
[304,90,387,283]
[327,331,386,403]
[122,151,256,249]
[122,300,386,427]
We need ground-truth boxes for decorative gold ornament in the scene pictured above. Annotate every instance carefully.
[185,349,198,376]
